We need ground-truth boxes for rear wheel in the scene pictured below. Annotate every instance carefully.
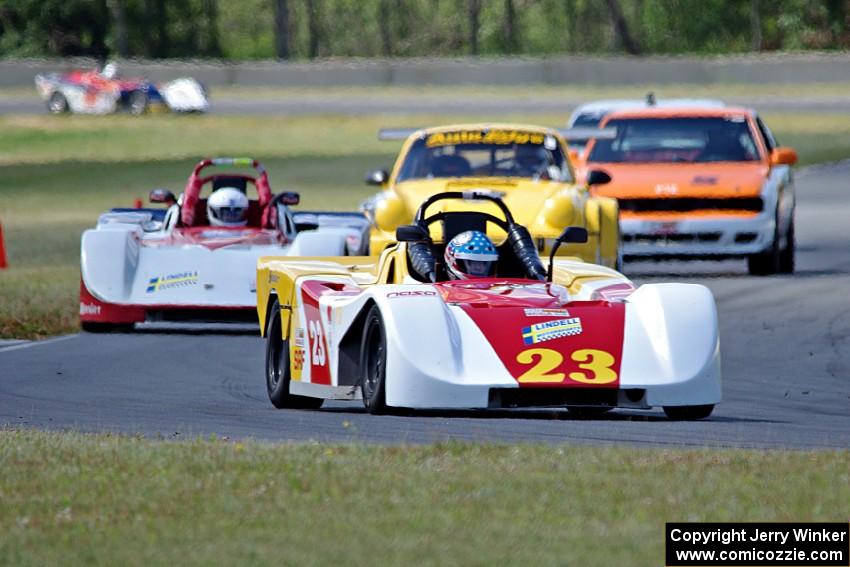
[47,92,69,114]
[128,91,149,115]
[663,405,714,420]
[265,299,323,409]
[360,305,388,415]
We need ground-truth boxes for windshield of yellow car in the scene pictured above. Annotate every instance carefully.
[396,129,572,183]
[587,116,760,164]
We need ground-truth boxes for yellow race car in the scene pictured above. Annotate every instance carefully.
[361,123,621,268]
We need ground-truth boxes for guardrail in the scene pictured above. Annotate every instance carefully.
[3,52,850,88]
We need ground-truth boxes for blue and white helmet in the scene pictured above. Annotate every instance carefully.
[444,230,498,279]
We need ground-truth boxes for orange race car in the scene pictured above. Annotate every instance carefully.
[577,107,797,275]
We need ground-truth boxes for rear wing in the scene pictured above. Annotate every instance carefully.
[557,127,617,145]
[378,127,616,145]
[377,128,423,141]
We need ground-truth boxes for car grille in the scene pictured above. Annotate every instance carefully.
[618,197,763,213]
[625,232,722,244]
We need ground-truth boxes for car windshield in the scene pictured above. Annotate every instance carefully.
[570,113,604,128]
[396,129,572,182]
[587,116,760,164]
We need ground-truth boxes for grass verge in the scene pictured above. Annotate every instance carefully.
[1,429,848,566]
[2,112,850,338]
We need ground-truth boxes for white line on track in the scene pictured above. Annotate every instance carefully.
[0,334,79,353]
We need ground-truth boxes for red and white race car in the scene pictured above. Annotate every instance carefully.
[257,191,721,420]
[80,158,368,330]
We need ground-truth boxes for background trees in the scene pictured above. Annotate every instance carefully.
[0,0,848,59]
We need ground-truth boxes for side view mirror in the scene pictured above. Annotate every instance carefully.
[586,169,612,187]
[366,169,389,186]
[547,226,589,281]
[149,188,177,205]
[395,224,430,242]
[770,147,797,166]
[557,226,589,244]
[273,191,300,206]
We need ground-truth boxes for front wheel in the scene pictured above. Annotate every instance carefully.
[778,218,795,274]
[663,405,714,420]
[360,305,388,414]
[265,299,323,409]
[747,214,782,276]
[47,92,69,114]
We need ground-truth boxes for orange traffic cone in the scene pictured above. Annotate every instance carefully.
[0,223,7,269]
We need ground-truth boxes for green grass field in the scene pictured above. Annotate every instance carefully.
[2,111,850,338]
[1,429,848,566]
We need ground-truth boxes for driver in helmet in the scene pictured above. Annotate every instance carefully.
[444,230,499,280]
[207,187,249,227]
[514,144,551,177]
[100,62,120,80]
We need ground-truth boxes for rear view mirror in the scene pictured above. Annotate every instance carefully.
[547,226,589,281]
[770,147,797,166]
[557,226,589,244]
[586,169,612,186]
[395,224,429,242]
[366,169,389,186]
[149,188,176,205]
[276,191,300,206]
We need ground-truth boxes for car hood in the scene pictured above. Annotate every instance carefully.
[584,162,769,199]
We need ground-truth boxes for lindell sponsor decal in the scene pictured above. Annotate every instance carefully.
[146,271,199,293]
[521,317,582,345]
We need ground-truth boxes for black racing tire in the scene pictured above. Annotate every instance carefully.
[567,406,614,418]
[81,321,134,333]
[663,404,714,421]
[265,299,323,409]
[778,218,795,274]
[360,305,388,415]
[747,214,781,276]
[47,92,69,114]
[128,90,149,115]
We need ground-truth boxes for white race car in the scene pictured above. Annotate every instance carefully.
[256,191,721,419]
[35,66,208,115]
[80,158,369,330]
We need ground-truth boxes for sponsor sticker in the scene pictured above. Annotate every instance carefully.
[521,317,582,345]
[387,290,437,298]
[146,271,199,293]
[293,327,305,348]
[292,347,305,371]
[426,130,546,148]
[524,308,570,317]
[80,302,101,316]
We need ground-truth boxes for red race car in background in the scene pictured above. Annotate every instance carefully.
[35,62,209,115]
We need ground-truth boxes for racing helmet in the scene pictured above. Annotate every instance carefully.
[101,62,120,80]
[207,187,249,227]
[444,230,498,280]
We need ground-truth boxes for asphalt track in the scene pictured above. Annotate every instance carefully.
[2,161,850,448]
[6,92,850,115]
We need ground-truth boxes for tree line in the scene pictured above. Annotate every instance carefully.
[1,0,848,60]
